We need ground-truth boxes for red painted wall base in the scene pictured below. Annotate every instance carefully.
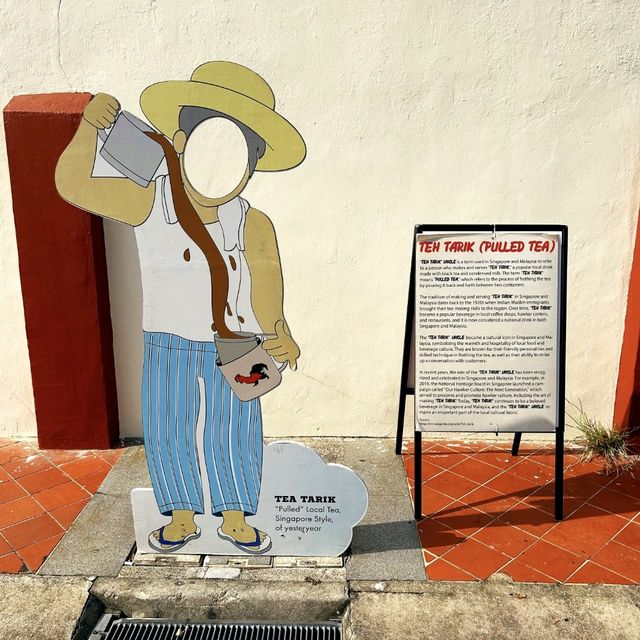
[614,207,640,438]
[4,93,119,449]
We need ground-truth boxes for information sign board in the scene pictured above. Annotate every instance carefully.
[396,225,567,521]
[415,230,562,433]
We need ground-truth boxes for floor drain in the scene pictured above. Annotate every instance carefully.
[90,616,342,639]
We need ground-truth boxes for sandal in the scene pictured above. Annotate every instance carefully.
[147,525,201,552]
[217,526,272,555]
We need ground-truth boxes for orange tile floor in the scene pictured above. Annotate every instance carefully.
[403,440,640,584]
[0,438,123,573]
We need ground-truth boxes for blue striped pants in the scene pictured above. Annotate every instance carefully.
[141,331,263,516]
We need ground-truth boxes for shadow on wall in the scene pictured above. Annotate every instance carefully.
[103,219,144,438]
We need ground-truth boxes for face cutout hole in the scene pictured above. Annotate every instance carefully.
[182,118,249,199]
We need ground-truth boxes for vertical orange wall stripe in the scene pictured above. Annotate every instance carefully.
[614,209,640,428]
[4,93,119,449]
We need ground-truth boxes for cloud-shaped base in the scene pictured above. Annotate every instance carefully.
[132,441,369,556]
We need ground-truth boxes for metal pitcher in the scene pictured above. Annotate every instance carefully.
[98,111,165,187]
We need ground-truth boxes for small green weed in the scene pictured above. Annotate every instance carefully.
[566,400,638,475]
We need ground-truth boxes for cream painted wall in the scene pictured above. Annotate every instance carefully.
[1,1,640,440]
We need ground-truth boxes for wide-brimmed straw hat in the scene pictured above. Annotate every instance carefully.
[140,61,306,172]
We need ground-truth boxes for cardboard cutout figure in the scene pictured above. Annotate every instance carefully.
[56,62,367,556]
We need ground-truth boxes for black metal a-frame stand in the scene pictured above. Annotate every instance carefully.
[395,225,568,522]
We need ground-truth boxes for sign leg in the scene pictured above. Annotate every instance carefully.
[396,390,406,455]
[511,432,522,456]
[554,427,564,520]
[397,237,416,455]
[414,430,422,520]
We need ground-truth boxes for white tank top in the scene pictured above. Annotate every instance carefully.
[134,175,262,341]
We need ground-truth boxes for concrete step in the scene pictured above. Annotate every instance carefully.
[91,577,349,622]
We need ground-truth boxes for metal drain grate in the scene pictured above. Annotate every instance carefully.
[93,618,342,639]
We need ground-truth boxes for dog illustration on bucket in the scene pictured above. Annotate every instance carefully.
[55,62,306,555]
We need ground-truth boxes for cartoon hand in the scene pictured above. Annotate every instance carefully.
[262,320,300,370]
[83,93,120,130]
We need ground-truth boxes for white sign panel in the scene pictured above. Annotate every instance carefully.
[415,231,562,433]
[133,442,369,557]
